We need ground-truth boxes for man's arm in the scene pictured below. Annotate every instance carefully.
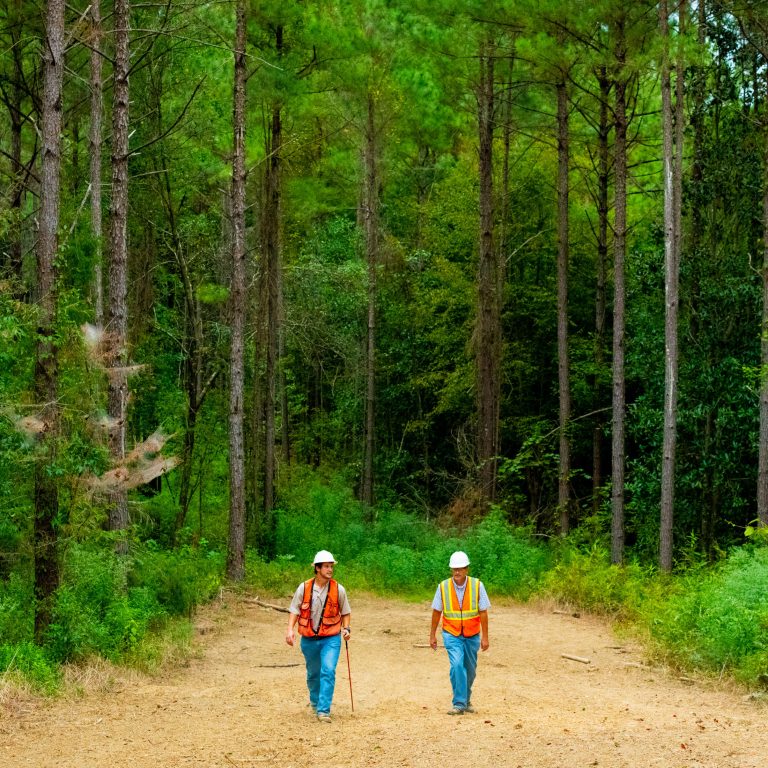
[429,609,442,651]
[285,611,299,646]
[479,609,489,651]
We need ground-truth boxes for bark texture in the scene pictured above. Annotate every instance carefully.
[476,41,500,505]
[610,18,628,565]
[34,0,66,639]
[107,0,131,545]
[226,0,247,581]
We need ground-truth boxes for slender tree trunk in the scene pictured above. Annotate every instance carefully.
[107,0,130,548]
[659,0,682,572]
[9,0,24,285]
[34,0,65,640]
[758,67,768,528]
[361,91,378,509]
[262,100,281,551]
[476,40,500,504]
[593,67,611,515]
[226,0,247,581]
[611,18,628,565]
[556,69,572,536]
[691,1,709,541]
[90,0,104,326]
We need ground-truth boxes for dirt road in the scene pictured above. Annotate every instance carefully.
[1,594,765,768]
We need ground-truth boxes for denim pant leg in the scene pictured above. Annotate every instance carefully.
[463,633,481,704]
[300,636,322,710]
[442,631,468,709]
[316,634,342,715]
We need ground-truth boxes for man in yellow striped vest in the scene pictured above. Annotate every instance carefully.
[429,551,490,714]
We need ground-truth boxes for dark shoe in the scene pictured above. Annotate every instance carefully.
[447,707,464,715]
[465,704,476,713]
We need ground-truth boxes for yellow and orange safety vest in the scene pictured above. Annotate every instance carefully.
[439,577,481,637]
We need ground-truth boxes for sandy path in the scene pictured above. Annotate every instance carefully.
[1,593,765,768]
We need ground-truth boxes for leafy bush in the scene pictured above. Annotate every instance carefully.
[0,642,59,692]
[45,546,164,662]
[128,542,224,617]
[640,546,768,686]
[0,572,34,644]
[539,544,659,618]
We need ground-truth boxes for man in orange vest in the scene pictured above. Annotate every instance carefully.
[429,550,490,714]
[286,550,351,723]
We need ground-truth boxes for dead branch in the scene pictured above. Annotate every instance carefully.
[244,598,290,614]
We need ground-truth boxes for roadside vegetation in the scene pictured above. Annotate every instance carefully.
[2,471,767,696]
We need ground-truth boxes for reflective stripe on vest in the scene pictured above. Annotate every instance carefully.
[297,578,342,638]
[440,577,481,637]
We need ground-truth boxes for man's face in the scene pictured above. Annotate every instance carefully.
[451,566,468,583]
[317,562,335,577]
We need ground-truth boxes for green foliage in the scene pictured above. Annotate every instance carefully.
[44,542,223,664]
[269,470,549,598]
[0,642,59,693]
[45,546,161,662]
[0,572,34,644]
[639,547,768,686]
[540,545,660,619]
[128,542,224,617]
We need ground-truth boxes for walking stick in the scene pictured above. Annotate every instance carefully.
[344,637,354,712]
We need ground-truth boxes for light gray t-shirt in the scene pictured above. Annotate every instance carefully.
[289,579,351,633]
[431,577,491,612]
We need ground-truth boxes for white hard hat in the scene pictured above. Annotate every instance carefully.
[449,551,470,568]
[313,550,337,565]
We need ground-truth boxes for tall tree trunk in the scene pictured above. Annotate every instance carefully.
[107,0,130,549]
[89,0,104,326]
[34,0,65,640]
[261,99,282,552]
[556,68,572,536]
[659,0,683,572]
[758,67,768,528]
[610,17,628,565]
[593,67,611,515]
[226,0,247,581]
[9,0,24,286]
[476,40,500,505]
[691,0,709,541]
[361,91,378,509]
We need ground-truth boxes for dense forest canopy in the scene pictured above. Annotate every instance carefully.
[3,0,768,652]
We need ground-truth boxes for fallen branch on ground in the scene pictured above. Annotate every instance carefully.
[561,653,591,664]
[244,598,290,613]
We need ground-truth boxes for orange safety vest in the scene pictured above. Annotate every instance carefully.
[297,578,342,638]
[440,577,482,637]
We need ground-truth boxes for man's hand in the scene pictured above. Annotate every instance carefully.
[480,636,489,652]
[429,634,437,651]
[342,626,351,641]
[285,628,295,646]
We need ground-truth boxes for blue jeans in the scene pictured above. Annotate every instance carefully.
[442,631,480,709]
[300,634,342,715]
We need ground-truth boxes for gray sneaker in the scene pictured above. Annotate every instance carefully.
[317,713,332,723]
[465,704,476,713]
[447,707,464,715]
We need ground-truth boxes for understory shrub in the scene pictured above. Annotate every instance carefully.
[640,546,768,686]
[539,545,658,618]
[0,641,58,692]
